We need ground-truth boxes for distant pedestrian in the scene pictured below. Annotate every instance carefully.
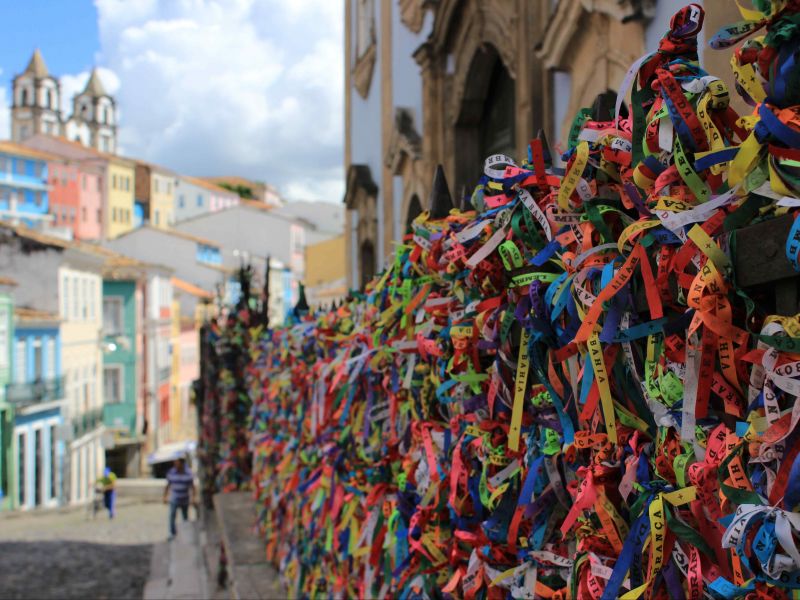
[97,467,117,519]
[163,457,195,540]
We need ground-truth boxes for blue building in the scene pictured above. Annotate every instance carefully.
[0,141,54,229]
[8,307,64,509]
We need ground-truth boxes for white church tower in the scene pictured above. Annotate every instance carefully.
[65,68,117,154]
[11,49,62,141]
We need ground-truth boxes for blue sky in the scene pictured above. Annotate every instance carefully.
[0,1,100,78]
[0,0,344,203]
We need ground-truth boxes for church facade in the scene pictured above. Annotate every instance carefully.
[343,0,742,290]
[11,49,117,155]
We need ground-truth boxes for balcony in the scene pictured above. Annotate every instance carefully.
[72,407,104,439]
[5,377,65,408]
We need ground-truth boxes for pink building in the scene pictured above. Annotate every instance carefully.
[76,167,103,240]
[47,160,103,240]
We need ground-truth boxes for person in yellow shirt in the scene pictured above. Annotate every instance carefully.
[97,467,117,519]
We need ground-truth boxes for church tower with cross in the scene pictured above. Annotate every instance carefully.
[11,50,118,154]
[10,49,63,141]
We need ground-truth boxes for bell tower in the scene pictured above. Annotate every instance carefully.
[66,69,117,154]
[11,49,62,141]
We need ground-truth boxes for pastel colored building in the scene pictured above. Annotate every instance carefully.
[0,223,106,505]
[20,135,136,240]
[10,308,65,509]
[305,234,347,309]
[0,277,16,509]
[135,161,177,229]
[174,176,238,223]
[106,158,136,239]
[48,158,103,241]
[202,176,283,208]
[0,141,54,229]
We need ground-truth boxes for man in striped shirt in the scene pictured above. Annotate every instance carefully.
[163,457,195,539]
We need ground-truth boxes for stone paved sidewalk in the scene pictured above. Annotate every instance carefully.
[0,501,168,599]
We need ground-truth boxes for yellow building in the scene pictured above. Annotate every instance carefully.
[305,234,347,309]
[106,158,136,239]
[135,161,176,229]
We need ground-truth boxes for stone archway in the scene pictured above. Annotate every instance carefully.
[360,240,376,289]
[405,194,423,233]
[453,44,516,195]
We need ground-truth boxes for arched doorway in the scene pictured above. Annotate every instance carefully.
[360,240,375,289]
[405,194,422,233]
[454,45,516,194]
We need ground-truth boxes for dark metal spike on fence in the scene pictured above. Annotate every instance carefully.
[536,128,553,167]
[429,164,453,219]
[294,283,309,318]
[262,255,271,326]
[459,184,474,212]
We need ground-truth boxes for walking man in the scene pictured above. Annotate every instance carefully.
[163,456,195,540]
[97,467,117,519]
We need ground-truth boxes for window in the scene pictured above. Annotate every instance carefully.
[179,194,185,208]
[82,207,87,222]
[356,0,375,57]
[46,338,55,379]
[71,277,78,320]
[61,275,68,318]
[21,88,29,106]
[32,338,43,380]
[112,174,117,189]
[0,304,8,373]
[112,207,117,222]
[97,177,101,192]
[197,194,203,207]
[97,208,101,223]
[82,175,87,190]
[154,210,160,226]
[17,432,26,506]
[103,296,124,335]
[89,280,96,320]
[103,367,122,404]
[154,179,159,194]
[34,429,42,506]
[15,339,26,383]
[49,424,57,501]
[82,278,88,319]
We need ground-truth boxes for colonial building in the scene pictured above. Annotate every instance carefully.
[10,307,65,509]
[11,50,117,154]
[134,161,177,229]
[0,141,55,228]
[343,0,742,288]
[21,135,136,240]
[0,223,106,505]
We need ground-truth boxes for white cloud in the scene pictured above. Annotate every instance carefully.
[93,0,344,203]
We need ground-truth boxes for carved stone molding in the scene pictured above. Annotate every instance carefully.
[399,0,433,33]
[385,107,422,174]
[352,42,377,99]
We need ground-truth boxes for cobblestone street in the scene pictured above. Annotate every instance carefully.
[0,500,168,599]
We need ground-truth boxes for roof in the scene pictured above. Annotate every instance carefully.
[0,141,59,162]
[0,221,72,250]
[0,276,18,287]
[180,175,238,196]
[203,176,265,190]
[23,49,49,78]
[14,306,60,323]
[24,135,135,166]
[113,224,221,248]
[171,277,213,299]
[201,262,235,275]
[133,158,178,177]
[83,68,108,97]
